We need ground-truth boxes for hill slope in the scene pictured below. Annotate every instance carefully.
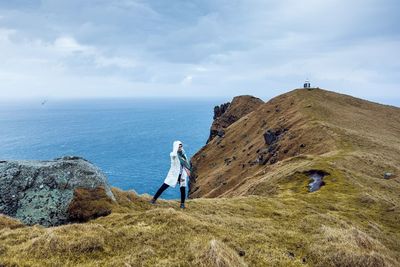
[189,88,400,198]
[207,95,264,143]
[0,88,399,267]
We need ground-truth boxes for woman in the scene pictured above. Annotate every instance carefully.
[150,140,191,209]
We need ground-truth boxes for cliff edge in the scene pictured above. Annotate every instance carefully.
[189,88,400,198]
[207,95,264,143]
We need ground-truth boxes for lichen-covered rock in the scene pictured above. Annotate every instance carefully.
[0,156,115,226]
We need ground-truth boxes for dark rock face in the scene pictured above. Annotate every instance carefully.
[0,156,115,226]
[263,130,277,145]
[208,102,231,143]
[258,128,288,165]
[263,128,288,146]
[207,95,264,143]
[213,102,230,120]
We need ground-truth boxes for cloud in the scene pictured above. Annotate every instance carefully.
[51,36,137,68]
[0,28,16,41]
[53,36,91,53]
[181,75,193,86]
[0,0,399,104]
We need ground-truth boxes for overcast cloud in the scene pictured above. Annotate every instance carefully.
[0,0,399,104]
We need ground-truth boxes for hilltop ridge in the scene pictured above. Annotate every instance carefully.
[189,88,400,198]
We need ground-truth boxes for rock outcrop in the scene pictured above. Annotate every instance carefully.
[207,95,264,143]
[0,156,115,226]
[189,88,400,198]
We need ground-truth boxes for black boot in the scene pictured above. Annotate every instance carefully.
[151,183,169,205]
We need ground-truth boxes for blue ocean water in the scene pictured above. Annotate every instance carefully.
[0,98,219,199]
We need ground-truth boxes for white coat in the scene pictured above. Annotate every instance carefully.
[163,140,189,188]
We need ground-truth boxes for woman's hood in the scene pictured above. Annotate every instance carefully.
[171,140,183,156]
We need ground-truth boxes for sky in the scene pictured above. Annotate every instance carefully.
[0,0,399,105]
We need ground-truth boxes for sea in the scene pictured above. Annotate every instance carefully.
[0,98,222,199]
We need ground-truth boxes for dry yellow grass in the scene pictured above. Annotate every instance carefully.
[0,215,25,230]
[0,187,399,266]
[0,88,399,266]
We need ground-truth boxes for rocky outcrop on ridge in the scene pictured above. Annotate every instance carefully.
[189,88,400,198]
[0,156,115,226]
[207,95,264,143]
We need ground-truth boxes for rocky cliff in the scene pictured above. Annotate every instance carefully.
[0,156,115,226]
[189,88,400,198]
[207,95,264,143]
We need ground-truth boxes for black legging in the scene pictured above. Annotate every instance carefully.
[153,183,186,204]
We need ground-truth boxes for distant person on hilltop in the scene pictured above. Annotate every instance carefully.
[150,140,191,209]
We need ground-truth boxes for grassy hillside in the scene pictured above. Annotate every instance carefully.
[189,88,400,198]
[0,88,399,266]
